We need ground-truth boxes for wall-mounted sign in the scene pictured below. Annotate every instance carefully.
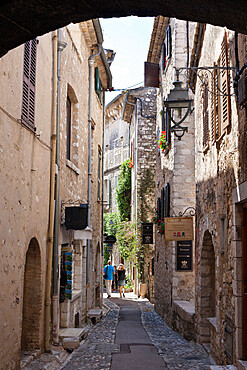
[142,223,153,244]
[176,240,193,271]
[106,243,113,253]
[103,235,117,244]
[65,251,73,300]
[165,217,194,241]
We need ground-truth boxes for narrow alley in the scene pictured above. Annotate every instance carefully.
[57,293,214,370]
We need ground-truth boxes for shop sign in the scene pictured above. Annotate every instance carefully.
[104,235,117,244]
[65,251,73,300]
[165,217,194,241]
[176,240,192,271]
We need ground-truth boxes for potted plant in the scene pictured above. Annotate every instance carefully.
[157,131,167,152]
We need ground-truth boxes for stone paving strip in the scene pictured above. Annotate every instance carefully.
[138,300,215,370]
[60,299,120,370]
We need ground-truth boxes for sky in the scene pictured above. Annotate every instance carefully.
[100,16,155,105]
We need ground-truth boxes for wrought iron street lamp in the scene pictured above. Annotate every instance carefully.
[164,69,193,140]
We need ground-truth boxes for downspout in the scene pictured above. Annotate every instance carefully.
[45,30,58,352]
[87,44,102,285]
[52,29,66,345]
[102,90,105,259]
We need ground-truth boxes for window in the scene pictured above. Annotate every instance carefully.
[106,178,111,207]
[202,82,209,147]
[21,39,37,130]
[161,107,171,145]
[97,149,102,200]
[95,67,102,103]
[211,32,231,142]
[66,96,72,160]
[114,174,118,189]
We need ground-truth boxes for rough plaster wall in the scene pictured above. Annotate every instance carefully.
[0,34,52,369]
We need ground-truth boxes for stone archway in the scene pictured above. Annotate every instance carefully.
[0,1,247,58]
[21,238,42,351]
[197,230,216,344]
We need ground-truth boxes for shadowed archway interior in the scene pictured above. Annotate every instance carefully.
[0,0,247,57]
[21,238,42,351]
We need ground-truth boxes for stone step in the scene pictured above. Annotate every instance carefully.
[59,326,89,342]
[209,366,237,370]
[237,360,247,370]
[87,308,103,324]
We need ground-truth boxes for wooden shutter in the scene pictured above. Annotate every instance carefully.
[166,26,172,60]
[161,188,165,221]
[164,183,170,217]
[211,64,220,142]
[203,83,209,147]
[210,69,216,143]
[157,198,161,221]
[95,67,102,103]
[162,42,167,70]
[161,107,165,131]
[66,96,71,160]
[220,32,231,130]
[22,40,37,130]
[165,109,171,145]
[107,179,111,206]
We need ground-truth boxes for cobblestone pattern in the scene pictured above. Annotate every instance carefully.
[139,301,214,370]
[60,300,120,370]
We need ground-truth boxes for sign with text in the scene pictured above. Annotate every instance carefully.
[165,217,194,241]
[142,222,153,244]
[106,243,113,253]
[176,240,193,271]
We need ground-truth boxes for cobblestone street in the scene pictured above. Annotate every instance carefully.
[59,292,215,370]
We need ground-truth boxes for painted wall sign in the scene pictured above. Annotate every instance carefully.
[106,243,113,253]
[176,240,193,271]
[165,217,194,241]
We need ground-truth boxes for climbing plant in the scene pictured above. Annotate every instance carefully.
[116,158,132,221]
[138,168,155,223]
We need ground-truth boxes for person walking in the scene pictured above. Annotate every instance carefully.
[103,260,115,298]
[117,263,126,298]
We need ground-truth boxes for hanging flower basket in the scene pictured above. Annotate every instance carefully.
[157,131,167,152]
[153,209,165,235]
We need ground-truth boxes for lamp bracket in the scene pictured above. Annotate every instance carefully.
[176,66,237,97]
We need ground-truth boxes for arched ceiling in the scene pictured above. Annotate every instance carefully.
[0,0,247,57]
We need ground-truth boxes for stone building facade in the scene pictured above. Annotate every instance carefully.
[190,24,247,365]
[104,93,130,266]
[147,16,197,336]
[122,87,157,302]
[0,19,112,369]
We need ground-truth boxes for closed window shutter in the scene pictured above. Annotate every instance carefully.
[66,96,71,160]
[161,107,165,131]
[211,64,220,141]
[161,188,165,221]
[165,109,171,145]
[166,26,172,60]
[162,42,167,70]
[220,32,231,130]
[22,40,37,129]
[210,69,216,143]
[107,179,111,206]
[164,183,170,217]
[157,198,161,221]
[95,67,102,103]
[203,83,209,146]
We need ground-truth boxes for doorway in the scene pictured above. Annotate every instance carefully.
[242,206,247,359]
[21,238,42,350]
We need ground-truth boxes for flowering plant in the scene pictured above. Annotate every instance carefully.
[153,209,165,235]
[157,131,167,152]
[128,159,134,168]
[157,221,165,234]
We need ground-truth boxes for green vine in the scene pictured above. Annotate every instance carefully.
[116,158,132,221]
[138,168,155,223]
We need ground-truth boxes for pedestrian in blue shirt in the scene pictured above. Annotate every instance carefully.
[103,260,115,298]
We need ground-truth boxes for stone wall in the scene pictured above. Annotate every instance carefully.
[154,19,196,327]
[193,25,247,364]
[0,33,52,369]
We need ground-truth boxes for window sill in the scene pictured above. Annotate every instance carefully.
[215,130,226,148]
[66,159,80,175]
[71,289,82,302]
[203,144,209,154]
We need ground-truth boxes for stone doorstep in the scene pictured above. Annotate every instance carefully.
[172,300,195,322]
[210,366,237,369]
[59,327,89,342]
[87,308,103,323]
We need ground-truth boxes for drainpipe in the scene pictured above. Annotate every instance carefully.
[102,90,106,259]
[87,44,102,287]
[45,30,58,352]
[52,29,66,345]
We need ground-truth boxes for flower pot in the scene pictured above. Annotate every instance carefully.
[139,283,148,298]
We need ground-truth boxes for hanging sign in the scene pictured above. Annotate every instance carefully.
[65,251,73,300]
[165,217,194,241]
[176,240,193,271]
[104,235,117,244]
